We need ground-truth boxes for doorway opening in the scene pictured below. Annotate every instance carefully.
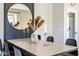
[69,12,75,39]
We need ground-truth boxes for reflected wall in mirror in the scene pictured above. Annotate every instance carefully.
[7,4,32,30]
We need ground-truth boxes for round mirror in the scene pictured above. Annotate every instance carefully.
[7,4,32,30]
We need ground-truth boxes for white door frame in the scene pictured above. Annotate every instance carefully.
[64,8,78,43]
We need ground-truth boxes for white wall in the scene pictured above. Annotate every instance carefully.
[53,3,64,44]
[34,3,65,44]
[34,3,53,36]
[0,3,4,46]
[77,4,79,47]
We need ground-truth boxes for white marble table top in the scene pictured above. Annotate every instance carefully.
[7,38,79,56]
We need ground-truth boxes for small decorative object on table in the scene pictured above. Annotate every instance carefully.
[31,33,38,44]
[44,33,47,43]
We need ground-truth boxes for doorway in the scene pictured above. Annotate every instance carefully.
[69,12,75,39]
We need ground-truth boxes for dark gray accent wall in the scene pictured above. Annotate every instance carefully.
[4,3,34,40]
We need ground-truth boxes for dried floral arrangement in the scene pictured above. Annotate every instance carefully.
[27,16,44,32]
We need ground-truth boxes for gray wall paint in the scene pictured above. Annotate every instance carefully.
[53,3,64,44]
[0,3,4,46]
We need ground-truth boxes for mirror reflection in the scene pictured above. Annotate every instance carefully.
[7,4,32,30]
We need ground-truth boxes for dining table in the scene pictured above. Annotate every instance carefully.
[5,38,79,56]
